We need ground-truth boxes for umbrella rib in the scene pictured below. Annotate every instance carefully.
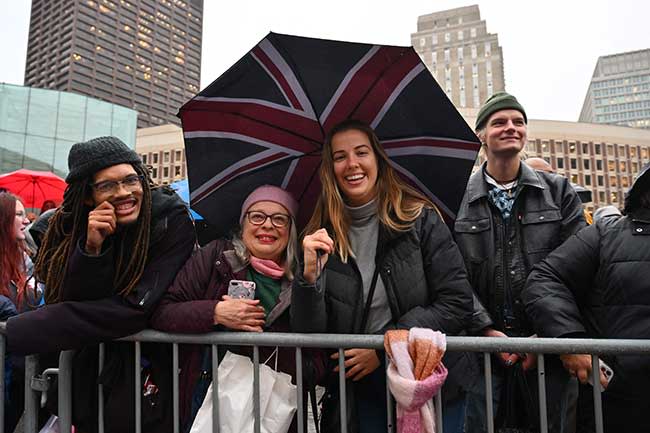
[183,107,323,148]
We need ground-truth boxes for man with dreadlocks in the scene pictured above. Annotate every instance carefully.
[5,136,196,433]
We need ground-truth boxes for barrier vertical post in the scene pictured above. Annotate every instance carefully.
[211,344,220,432]
[23,355,39,433]
[592,355,604,433]
[295,347,304,433]
[484,353,494,433]
[537,354,548,433]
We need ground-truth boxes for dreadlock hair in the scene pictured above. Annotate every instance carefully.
[36,162,154,304]
[0,192,28,305]
[304,119,437,263]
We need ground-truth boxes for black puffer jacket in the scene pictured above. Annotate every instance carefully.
[523,164,650,400]
[291,207,474,415]
[454,163,586,334]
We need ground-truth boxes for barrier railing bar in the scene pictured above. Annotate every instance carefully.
[0,334,5,432]
[537,354,548,433]
[295,347,304,433]
[253,345,261,433]
[211,344,220,433]
[173,343,179,433]
[484,353,494,433]
[435,391,443,433]
[58,351,73,433]
[385,352,394,433]
[98,343,105,433]
[592,355,604,433]
[24,355,38,433]
[135,341,141,433]
[116,332,650,355]
[338,348,347,433]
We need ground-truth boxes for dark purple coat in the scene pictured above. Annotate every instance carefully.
[151,239,325,430]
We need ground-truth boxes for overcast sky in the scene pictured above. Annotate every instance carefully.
[2,0,649,122]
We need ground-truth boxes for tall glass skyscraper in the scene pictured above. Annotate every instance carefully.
[24,0,203,128]
[579,49,650,129]
[0,83,137,176]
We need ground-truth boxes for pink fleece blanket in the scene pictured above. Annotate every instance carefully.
[384,328,448,433]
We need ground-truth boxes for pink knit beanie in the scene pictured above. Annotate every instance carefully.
[239,185,299,224]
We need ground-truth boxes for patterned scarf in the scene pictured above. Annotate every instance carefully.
[488,186,516,220]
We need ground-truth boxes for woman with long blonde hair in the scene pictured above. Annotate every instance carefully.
[291,119,474,433]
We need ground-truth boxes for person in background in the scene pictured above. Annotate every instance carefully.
[39,200,57,215]
[454,92,586,433]
[152,185,324,433]
[523,163,650,432]
[292,119,474,433]
[6,136,196,433]
[0,192,44,432]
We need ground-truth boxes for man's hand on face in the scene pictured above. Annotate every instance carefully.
[85,201,117,256]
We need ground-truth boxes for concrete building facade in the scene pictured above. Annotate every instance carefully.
[135,123,186,185]
[579,49,650,129]
[411,5,505,109]
[24,0,203,128]
[461,108,650,211]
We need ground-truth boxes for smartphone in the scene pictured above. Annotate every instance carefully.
[227,279,256,299]
[588,359,614,391]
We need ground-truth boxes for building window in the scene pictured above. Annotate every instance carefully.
[175,150,182,161]
[152,153,158,164]
[174,165,181,176]
[444,49,450,63]
[484,42,491,56]
[621,176,629,188]
[571,174,578,184]
[470,27,476,38]
[141,154,147,164]
[152,167,158,178]
[570,158,577,169]
[555,141,563,153]
[471,45,477,59]
[598,191,606,203]
[557,158,564,169]
[164,152,170,163]
[582,143,589,154]
[585,175,591,186]
[583,159,590,170]
[596,160,603,170]
[609,176,617,187]
[595,143,601,154]
[444,32,451,42]
[431,34,437,45]
[611,192,618,203]
[607,145,614,156]
[608,160,615,171]
[419,38,425,47]
[457,30,463,40]
[163,167,169,178]
[598,175,604,186]
[457,47,464,62]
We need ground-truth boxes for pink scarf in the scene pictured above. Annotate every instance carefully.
[249,256,285,279]
[384,328,448,433]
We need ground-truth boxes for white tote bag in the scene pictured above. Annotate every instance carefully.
[190,350,297,433]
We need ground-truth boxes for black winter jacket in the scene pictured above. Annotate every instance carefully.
[454,163,586,334]
[523,207,650,399]
[291,206,474,421]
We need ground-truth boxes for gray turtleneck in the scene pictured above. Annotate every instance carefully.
[346,199,392,333]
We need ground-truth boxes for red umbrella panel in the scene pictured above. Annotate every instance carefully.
[0,169,67,210]
[179,32,480,236]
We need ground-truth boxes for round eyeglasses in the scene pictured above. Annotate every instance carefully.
[91,175,144,195]
[245,211,291,228]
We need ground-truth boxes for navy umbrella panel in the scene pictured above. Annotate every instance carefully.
[180,32,480,235]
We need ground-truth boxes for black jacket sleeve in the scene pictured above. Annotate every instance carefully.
[290,269,328,334]
[7,208,196,355]
[393,208,473,335]
[522,224,601,338]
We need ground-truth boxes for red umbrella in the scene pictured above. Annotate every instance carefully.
[0,169,67,209]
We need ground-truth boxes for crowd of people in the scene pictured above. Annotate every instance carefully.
[0,92,648,433]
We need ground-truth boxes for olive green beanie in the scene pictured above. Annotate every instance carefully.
[475,92,527,130]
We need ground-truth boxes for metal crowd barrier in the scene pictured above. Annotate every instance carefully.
[4,327,650,433]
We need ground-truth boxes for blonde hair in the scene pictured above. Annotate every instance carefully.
[304,119,435,262]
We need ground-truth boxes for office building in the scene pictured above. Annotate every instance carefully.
[0,83,137,176]
[412,5,505,109]
[579,49,650,129]
[24,0,203,128]
[136,123,186,185]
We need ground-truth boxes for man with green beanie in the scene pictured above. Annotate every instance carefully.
[453,93,586,432]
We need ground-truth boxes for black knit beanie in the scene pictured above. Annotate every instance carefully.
[66,136,141,183]
[475,92,527,131]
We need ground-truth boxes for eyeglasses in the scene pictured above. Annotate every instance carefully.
[91,174,144,194]
[245,211,291,228]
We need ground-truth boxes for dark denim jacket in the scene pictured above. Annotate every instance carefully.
[454,162,586,334]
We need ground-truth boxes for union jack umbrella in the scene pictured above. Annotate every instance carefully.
[179,32,480,235]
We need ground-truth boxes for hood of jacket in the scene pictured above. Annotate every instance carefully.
[149,186,189,243]
[624,162,650,215]
[29,208,57,248]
